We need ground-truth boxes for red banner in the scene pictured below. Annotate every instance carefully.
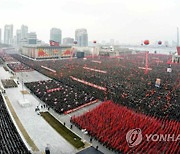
[64,99,98,114]
[177,46,180,55]
[70,76,107,91]
[47,88,61,93]
[50,40,59,46]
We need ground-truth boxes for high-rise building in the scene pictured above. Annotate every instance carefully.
[75,29,88,46]
[0,28,1,43]
[16,29,21,45]
[115,40,120,45]
[28,32,37,44]
[101,40,106,45]
[172,41,177,47]
[4,24,13,44]
[21,25,28,40]
[13,36,17,45]
[63,37,74,45]
[164,41,169,47]
[50,28,62,44]
[110,39,115,45]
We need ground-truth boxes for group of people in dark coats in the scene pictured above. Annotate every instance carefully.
[12,53,180,121]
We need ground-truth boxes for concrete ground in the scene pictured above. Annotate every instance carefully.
[15,70,51,83]
[49,102,115,154]
[0,67,75,154]
[0,66,116,154]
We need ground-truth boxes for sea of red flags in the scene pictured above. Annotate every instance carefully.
[71,101,180,153]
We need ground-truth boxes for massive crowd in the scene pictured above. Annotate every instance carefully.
[0,51,17,62]
[1,79,18,88]
[0,52,178,153]
[12,53,180,121]
[25,80,96,114]
[7,63,33,72]
[0,93,30,153]
[71,101,180,154]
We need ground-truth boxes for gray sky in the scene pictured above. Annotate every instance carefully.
[0,0,179,44]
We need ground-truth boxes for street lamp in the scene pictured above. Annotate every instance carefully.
[143,40,150,74]
[92,40,97,58]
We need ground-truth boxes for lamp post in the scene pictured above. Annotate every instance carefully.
[144,40,150,74]
[157,40,162,54]
[93,40,97,58]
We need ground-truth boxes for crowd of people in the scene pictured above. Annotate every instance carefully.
[1,52,178,153]
[25,80,96,114]
[7,63,33,72]
[1,79,18,88]
[12,53,180,121]
[71,100,180,154]
[0,93,30,153]
[0,51,17,62]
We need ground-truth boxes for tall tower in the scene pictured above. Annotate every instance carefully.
[176,27,180,56]
[4,24,13,44]
[63,37,74,45]
[177,27,179,47]
[28,32,37,44]
[50,28,62,44]
[16,29,21,45]
[0,28,1,43]
[75,28,88,46]
[21,25,28,40]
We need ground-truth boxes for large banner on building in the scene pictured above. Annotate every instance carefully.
[37,48,60,58]
[61,48,72,57]
[50,40,59,47]
[38,49,48,57]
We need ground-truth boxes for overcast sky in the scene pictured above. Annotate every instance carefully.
[0,0,179,44]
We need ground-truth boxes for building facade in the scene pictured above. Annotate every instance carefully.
[63,37,74,45]
[75,29,88,47]
[21,25,28,40]
[28,32,37,44]
[50,28,62,44]
[16,29,21,45]
[4,24,13,44]
[21,45,72,59]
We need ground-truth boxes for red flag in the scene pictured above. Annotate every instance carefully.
[50,40,59,46]
[177,46,180,55]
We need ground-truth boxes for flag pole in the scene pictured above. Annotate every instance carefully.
[145,51,149,74]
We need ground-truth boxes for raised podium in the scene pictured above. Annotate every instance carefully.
[18,99,31,107]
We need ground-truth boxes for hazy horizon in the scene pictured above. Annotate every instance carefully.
[0,0,180,44]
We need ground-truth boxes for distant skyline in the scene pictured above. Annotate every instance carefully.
[0,0,180,45]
